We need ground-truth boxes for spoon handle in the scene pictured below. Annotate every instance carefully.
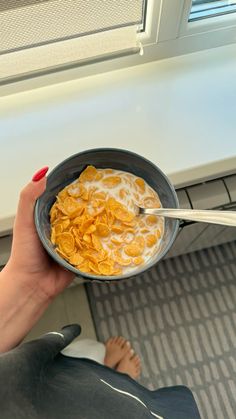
[140,208,236,227]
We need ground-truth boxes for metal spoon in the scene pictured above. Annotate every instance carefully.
[139,207,236,227]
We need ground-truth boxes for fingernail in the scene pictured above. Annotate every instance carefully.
[32,166,49,182]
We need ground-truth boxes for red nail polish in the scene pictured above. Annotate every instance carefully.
[32,166,49,182]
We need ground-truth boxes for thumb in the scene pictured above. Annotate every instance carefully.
[14,167,48,232]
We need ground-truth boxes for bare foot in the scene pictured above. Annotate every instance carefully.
[116,350,141,380]
[104,337,131,368]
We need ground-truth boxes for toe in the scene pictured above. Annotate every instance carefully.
[107,337,116,346]
[124,340,131,350]
[133,354,140,364]
[128,349,134,359]
[136,360,141,369]
[119,337,126,347]
[122,350,132,363]
[116,336,122,345]
[105,338,112,346]
[135,363,141,373]
[117,336,124,346]
[122,341,131,352]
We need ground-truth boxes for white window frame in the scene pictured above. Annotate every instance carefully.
[1,0,236,96]
[153,0,236,52]
[137,0,236,66]
[180,0,236,35]
[139,0,161,45]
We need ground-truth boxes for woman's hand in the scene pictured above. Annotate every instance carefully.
[5,168,74,300]
[0,168,74,352]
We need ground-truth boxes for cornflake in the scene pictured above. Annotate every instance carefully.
[49,165,163,276]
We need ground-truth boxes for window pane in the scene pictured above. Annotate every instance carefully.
[0,0,147,55]
[0,0,148,84]
[189,0,236,21]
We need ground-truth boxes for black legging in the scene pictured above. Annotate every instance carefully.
[0,324,201,419]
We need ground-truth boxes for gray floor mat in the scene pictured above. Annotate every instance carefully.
[85,241,236,419]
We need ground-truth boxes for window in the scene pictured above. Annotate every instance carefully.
[189,1,236,22]
[0,0,147,54]
[1,0,236,94]
[0,0,147,84]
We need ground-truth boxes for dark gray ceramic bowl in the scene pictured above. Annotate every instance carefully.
[34,148,179,282]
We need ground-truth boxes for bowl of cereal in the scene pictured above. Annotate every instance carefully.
[34,148,179,282]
